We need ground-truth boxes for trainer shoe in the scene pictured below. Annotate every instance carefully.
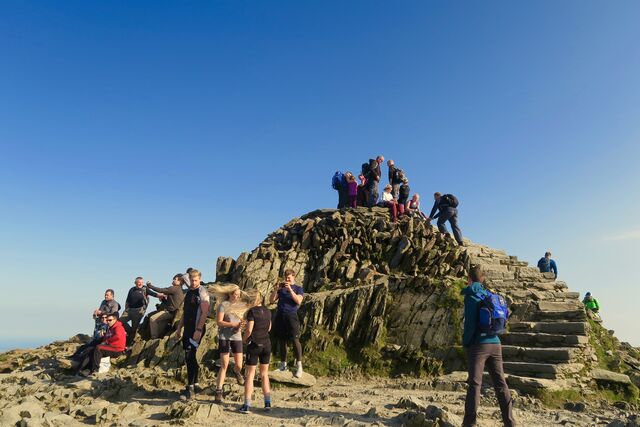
[214,388,223,404]
[234,369,245,385]
[239,403,250,414]
[278,361,287,371]
[179,385,195,401]
[294,361,303,378]
[264,401,271,412]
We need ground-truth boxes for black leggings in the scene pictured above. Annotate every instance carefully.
[184,345,199,386]
[280,337,302,362]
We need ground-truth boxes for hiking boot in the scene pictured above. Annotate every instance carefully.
[294,361,303,378]
[193,383,203,394]
[214,388,223,404]
[264,401,271,412]
[234,369,245,385]
[179,385,195,401]
[239,403,250,414]
[277,361,287,372]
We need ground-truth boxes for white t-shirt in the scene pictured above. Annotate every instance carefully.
[382,191,394,202]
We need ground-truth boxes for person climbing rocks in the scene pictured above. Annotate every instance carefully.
[583,292,600,314]
[239,290,272,414]
[121,277,155,346]
[211,283,250,403]
[379,184,403,222]
[145,274,186,339]
[428,192,464,246]
[537,252,558,279]
[175,269,210,401]
[269,269,304,378]
[461,266,516,427]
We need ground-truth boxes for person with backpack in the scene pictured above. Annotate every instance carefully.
[428,192,464,246]
[121,277,156,346]
[387,160,404,199]
[461,266,516,427]
[363,156,384,207]
[331,171,349,209]
[537,252,558,279]
[582,292,600,313]
[397,177,410,207]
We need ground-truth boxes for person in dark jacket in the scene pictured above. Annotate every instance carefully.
[537,252,558,279]
[387,160,403,199]
[397,178,410,207]
[428,192,464,245]
[121,277,156,346]
[356,174,368,207]
[76,312,127,376]
[365,156,384,207]
[146,274,186,339]
[461,266,516,427]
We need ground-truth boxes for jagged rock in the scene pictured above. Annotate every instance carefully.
[268,369,317,387]
[591,369,632,385]
[165,400,221,422]
[397,396,429,411]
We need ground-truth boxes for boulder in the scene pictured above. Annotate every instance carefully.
[268,369,317,387]
[591,369,632,385]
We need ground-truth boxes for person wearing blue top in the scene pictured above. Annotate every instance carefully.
[537,251,558,279]
[269,269,304,378]
[461,266,516,427]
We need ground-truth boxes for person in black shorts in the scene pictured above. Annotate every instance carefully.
[239,291,272,414]
[269,269,304,378]
[175,269,210,401]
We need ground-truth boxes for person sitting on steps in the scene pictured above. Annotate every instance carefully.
[537,251,558,279]
[269,269,304,378]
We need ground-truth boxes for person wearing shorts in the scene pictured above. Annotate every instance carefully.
[211,283,246,403]
[269,269,304,378]
[239,291,272,414]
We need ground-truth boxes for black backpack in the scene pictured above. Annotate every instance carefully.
[399,184,410,201]
[442,194,459,208]
[361,162,371,178]
[393,168,405,184]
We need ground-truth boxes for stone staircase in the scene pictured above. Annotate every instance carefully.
[464,242,592,392]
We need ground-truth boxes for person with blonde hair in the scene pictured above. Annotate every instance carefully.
[175,269,210,401]
[239,290,272,414]
[211,283,251,403]
[406,193,428,220]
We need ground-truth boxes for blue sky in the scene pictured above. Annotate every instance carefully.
[1,1,639,349]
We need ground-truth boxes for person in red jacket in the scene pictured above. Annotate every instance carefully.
[88,312,126,374]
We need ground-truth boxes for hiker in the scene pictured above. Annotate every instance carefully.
[70,314,108,363]
[379,184,403,222]
[397,178,410,207]
[387,160,403,199]
[93,289,120,337]
[363,155,384,207]
[406,194,428,220]
[146,274,186,339]
[175,269,210,401]
[356,174,368,207]
[211,283,249,403]
[537,252,558,279]
[582,292,600,314]
[461,266,516,427]
[428,192,464,246]
[269,269,304,378]
[76,312,126,376]
[239,290,272,414]
[346,172,358,208]
[332,171,349,209]
[121,277,156,346]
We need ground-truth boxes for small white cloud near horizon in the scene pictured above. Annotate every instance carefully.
[603,229,640,241]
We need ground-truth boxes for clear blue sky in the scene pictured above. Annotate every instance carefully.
[1,1,639,350]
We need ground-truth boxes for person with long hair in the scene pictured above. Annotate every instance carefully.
[239,290,272,414]
[211,283,252,403]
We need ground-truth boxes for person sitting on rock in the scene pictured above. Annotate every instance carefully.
[461,265,516,427]
[69,314,109,364]
[356,174,368,207]
[583,292,600,314]
[145,274,186,339]
[428,192,463,246]
[378,184,403,222]
[537,251,558,279]
[269,269,304,378]
[346,172,358,208]
[239,290,272,414]
[211,283,251,403]
[175,269,210,401]
[120,277,157,346]
[405,193,428,220]
[77,312,126,376]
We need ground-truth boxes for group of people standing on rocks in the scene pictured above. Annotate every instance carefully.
[332,155,464,245]
[70,267,306,414]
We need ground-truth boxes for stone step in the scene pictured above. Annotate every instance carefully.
[502,332,589,348]
[502,346,578,363]
[535,310,587,321]
[504,374,577,394]
[509,321,588,335]
[536,301,586,321]
[502,361,584,380]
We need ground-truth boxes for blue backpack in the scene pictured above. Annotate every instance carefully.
[332,171,344,190]
[537,257,551,273]
[476,290,509,337]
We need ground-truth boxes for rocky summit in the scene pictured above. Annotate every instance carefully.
[1,207,640,426]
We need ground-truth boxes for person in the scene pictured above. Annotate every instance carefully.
[537,252,558,279]
[428,192,464,246]
[582,292,600,313]
[70,314,108,363]
[397,178,410,207]
[356,174,368,207]
[387,160,403,199]
[211,283,249,403]
[121,277,156,346]
[239,291,272,414]
[378,184,403,222]
[77,312,127,376]
[93,289,120,319]
[269,269,304,378]
[175,269,210,401]
[406,194,428,220]
[346,172,358,208]
[364,155,384,207]
[146,274,186,339]
[461,266,516,427]
[332,171,349,209]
